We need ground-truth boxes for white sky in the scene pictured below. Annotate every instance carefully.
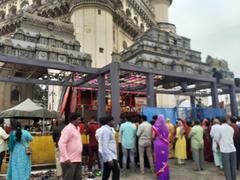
[169,0,240,78]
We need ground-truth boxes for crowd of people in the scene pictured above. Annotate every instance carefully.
[0,112,239,180]
[53,112,240,180]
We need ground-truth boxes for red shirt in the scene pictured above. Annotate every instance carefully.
[86,122,100,146]
[79,123,85,135]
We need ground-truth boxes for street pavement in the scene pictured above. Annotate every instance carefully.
[94,159,240,180]
[1,159,239,179]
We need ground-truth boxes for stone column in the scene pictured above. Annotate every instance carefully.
[97,74,106,120]
[150,0,172,23]
[229,84,238,117]
[146,73,156,107]
[190,96,196,108]
[211,82,219,108]
[70,1,113,68]
[110,62,120,125]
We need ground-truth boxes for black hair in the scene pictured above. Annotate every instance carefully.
[221,117,227,124]
[15,121,22,142]
[126,114,132,122]
[194,120,200,125]
[10,120,18,130]
[90,116,96,120]
[231,116,237,124]
[152,115,158,120]
[186,121,192,127]
[205,120,210,127]
[99,117,107,125]
[80,117,84,122]
[106,116,114,123]
[140,115,147,122]
[99,116,113,125]
[0,118,4,125]
[120,112,127,120]
[69,112,81,122]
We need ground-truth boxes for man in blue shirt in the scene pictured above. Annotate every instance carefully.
[100,116,120,180]
[119,116,137,173]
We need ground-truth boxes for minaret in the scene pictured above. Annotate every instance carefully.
[69,0,114,68]
[150,0,175,32]
[150,0,172,23]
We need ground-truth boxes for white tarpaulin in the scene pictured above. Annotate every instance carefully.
[0,98,59,119]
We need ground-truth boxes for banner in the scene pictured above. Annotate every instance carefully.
[142,107,226,124]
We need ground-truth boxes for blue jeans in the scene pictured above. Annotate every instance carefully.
[122,147,135,169]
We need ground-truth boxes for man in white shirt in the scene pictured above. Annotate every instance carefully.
[210,118,223,169]
[0,118,8,171]
[99,116,120,180]
[216,118,236,180]
[136,115,154,174]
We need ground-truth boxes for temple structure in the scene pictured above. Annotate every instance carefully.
[0,0,237,115]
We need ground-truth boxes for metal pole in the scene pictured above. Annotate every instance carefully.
[146,73,156,107]
[110,62,121,126]
[229,84,238,117]
[190,96,196,108]
[97,74,106,120]
[211,82,219,108]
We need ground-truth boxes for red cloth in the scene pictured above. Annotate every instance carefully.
[86,122,100,146]
[231,124,240,138]
[79,123,85,135]
[59,87,71,115]
[203,127,214,162]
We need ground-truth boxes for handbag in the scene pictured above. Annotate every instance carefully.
[21,142,32,156]
[25,146,32,156]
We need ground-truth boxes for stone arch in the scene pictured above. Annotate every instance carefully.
[9,6,17,16]
[119,1,123,9]
[11,86,21,102]
[0,10,5,20]
[122,40,128,50]
[134,16,138,25]
[20,1,29,10]
[33,0,42,6]
[126,8,131,18]
[140,23,144,31]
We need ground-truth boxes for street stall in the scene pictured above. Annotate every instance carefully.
[0,98,59,172]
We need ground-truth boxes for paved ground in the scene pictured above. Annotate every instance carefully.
[94,159,240,180]
[1,159,239,179]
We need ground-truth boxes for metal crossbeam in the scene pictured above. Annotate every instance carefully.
[0,76,73,86]
[119,62,216,82]
[73,74,98,86]
[0,54,99,74]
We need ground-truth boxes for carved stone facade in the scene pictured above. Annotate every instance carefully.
[0,11,91,110]
[0,0,235,109]
[120,27,233,81]
[0,0,158,68]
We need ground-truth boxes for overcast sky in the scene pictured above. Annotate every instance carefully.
[169,0,240,77]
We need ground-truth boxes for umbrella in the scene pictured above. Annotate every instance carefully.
[0,98,59,119]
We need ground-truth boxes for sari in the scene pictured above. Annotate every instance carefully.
[166,119,175,158]
[202,119,213,162]
[7,129,33,180]
[153,115,169,180]
[182,120,192,159]
[174,121,187,160]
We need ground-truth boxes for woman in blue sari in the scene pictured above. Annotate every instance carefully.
[152,115,169,180]
[7,121,33,180]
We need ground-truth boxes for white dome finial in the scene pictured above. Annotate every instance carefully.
[150,0,173,23]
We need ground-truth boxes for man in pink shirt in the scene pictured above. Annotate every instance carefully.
[58,112,83,180]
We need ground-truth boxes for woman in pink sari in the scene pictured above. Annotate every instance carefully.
[152,115,169,180]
